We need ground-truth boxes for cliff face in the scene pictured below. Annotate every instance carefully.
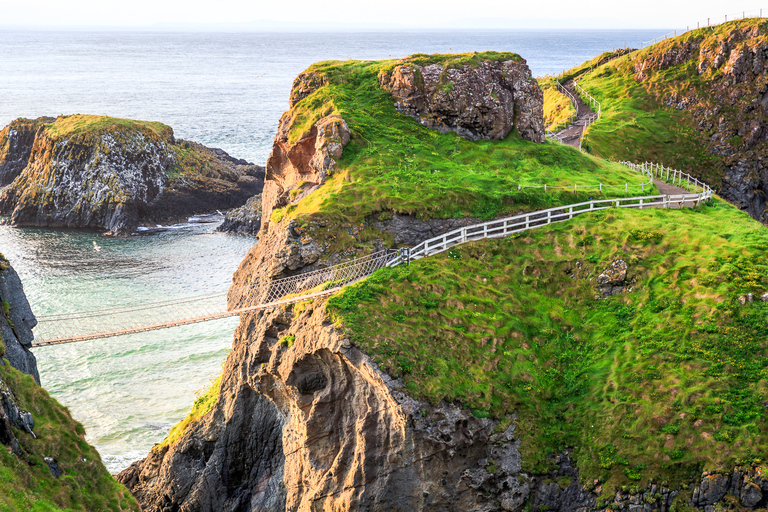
[0,115,263,234]
[0,255,138,510]
[379,57,545,143]
[119,300,531,512]
[0,255,38,383]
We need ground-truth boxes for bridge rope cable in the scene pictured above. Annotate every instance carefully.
[32,162,713,346]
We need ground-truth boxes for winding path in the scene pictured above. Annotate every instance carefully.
[553,81,596,149]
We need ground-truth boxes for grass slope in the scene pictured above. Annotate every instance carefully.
[274,53,659,241]
[567,19,768,187]
[328,199,768,496]
[0,364,138,512]
[43,115,173,142]
[539,78,576,131]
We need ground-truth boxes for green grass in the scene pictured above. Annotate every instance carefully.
[43,115,172,142]
[155,374,221,451]
[565,18,768,189]
[539,78,576,131]
[0,363,138,511]
[328,199,768,495]
[271,55,660,254]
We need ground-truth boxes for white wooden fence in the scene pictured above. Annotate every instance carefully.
[386,161,713,265]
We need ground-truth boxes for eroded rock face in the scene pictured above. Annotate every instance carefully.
[0,118,53,186]
[0,259,39,383]
[262,108,350,229]
[379,59,545,143]
[119,300,528,511]
[0,117,263,234]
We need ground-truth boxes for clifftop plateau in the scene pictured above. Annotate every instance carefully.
[0,115,265,234]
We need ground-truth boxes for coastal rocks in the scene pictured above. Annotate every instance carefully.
[0,256,39,383]
[217,193,263,234]
[0,115,263,234]
[597,259,629,298]
[379,56,545,143]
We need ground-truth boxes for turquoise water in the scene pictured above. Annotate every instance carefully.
[0,219,255,472]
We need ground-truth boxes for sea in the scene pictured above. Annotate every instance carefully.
[0,28,664,473]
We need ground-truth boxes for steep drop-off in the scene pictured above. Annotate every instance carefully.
[0,254,139,511]
[569,18,768,225]
[0,115,264,234]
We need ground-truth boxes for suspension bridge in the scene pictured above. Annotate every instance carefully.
[31,162,713,347]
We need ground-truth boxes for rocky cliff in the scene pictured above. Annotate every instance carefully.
[0,254,138,510]
[379,54,544,143]
[0,115,264,234]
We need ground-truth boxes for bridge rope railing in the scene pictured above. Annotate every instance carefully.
[32,249,403,346]
[32,161,713,346]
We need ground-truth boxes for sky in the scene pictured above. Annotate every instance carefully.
[0,0,763,30]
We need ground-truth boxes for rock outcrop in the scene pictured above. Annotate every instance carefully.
[596,259,629,298]
[262,109,350,229]
[0,255,38,383]
[379,56,545,143]
[0,115,264,234]
[217,193,263,235]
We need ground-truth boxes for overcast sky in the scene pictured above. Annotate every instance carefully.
[1,0,763,29]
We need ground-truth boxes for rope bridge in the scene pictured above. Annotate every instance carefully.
[32,161,714,347]
[32,249,401,347]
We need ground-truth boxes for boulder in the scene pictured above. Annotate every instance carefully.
[596,259,628,298]
[741,481,763,508]
[379,57,544,143]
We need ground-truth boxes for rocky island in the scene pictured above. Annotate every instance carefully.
[0,115,265,234]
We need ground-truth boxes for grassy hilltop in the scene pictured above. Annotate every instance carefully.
[559,19,768,189]
[285,49,768,496]
[268,53,658,252]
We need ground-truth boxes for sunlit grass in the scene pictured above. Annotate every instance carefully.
[328,199,768,495]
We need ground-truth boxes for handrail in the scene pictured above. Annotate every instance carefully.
[545,80,579,136]
[392,161,712,263]
[572,80,601,151]
[641,9,765,48]
[33,161,713,345]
